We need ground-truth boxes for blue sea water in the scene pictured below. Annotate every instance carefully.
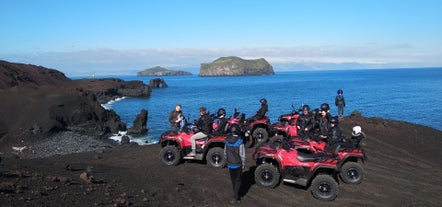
[97,68,442,144]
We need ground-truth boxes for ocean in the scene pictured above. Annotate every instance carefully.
[95,68,442,144]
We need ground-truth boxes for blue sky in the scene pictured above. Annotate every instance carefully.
[1,0,441,75]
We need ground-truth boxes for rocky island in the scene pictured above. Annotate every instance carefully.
[199,56,275,76]
[137,66,192,76]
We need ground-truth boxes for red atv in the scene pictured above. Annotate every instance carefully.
[288,134,367,185]
[253,139,340,201]
[244,117,271,148]
[271,106,301,138]
[159,123,227,168]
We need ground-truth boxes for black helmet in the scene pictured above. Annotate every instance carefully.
[320,103,330,111]
[337,89,343,94]
[329,116,339,125]
[311,108,319,116]
[302,105,310,111]
[217,108,226,117]
[260,98,267,105]
[229,124,241,135]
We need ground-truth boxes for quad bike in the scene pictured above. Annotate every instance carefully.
[253,139,341,201]
[271,105,301,138]
[244,116,271,148]
[159,123,227,168]
[287,133,367,185]
[212,108,246,135]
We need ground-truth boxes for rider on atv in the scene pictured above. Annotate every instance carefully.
[246,98,268,123]
[316,103,332,141]
[296,105,315,139]
[188,107,213,156]
[212,108,228,136]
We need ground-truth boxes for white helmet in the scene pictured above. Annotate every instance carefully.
[352,126,362,136]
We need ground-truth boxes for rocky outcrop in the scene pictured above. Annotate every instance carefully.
[149,78,168,88]
[199,56,275,76]
[127,109,148,135]
[73,78,152,104]
[138,66,192,76]
[0,60,151,152]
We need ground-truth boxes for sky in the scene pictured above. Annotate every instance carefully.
[1,0,441,76]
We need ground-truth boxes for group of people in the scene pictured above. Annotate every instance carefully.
[166,90,350,204]
[169,104,245,204]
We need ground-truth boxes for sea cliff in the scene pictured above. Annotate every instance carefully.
[0,60,150,151]
[199,56,275,76]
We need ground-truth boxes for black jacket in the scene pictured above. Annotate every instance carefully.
[168,110,182,128]
[214,116,228,135]
[317,114,332,135]
[327,125,342,145]
[254,104,268,120]
[297,113,314,131]
[196,113,213,134]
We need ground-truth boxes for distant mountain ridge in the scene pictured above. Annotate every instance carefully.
[137,66,192,76]
[199,56,275,76]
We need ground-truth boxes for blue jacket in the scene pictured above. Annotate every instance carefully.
[224,134,246,169]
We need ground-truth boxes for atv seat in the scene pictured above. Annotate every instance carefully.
[297,151,333,162]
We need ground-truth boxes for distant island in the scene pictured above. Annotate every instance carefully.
[137,66,192,76]
[199,56,275,76]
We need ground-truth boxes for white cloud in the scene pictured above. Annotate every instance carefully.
[1,44,440,76]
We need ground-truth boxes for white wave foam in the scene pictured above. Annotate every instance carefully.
[101,97,127,110]
[108,131,155,145]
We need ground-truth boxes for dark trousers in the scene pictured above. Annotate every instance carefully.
[229,167,242,200]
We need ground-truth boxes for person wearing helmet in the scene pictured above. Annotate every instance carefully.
[350,126,365,148]
[247,98,268,122]
[335,89,346,118]
[317,103,332,140]
[213,108,228,136]
[296,104,314,138]
[224,124,245,204]
[326,116,342,152]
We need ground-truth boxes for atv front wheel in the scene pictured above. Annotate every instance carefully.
[340,162,364,184]
[255,163,280,188]
[244,134,254,148]
[159,145,181,166]
[206,147,226,168]
[252,128,269,146]
[310,174,338,201]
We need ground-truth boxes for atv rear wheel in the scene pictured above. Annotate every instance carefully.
[340,162,364,184]
[159,145,181,166]
[310,174,338,201]
[252,127,269,146]
[255,163,280,188]
[206,147,226,168]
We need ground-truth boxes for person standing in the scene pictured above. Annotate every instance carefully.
[224,124,245,205]
[168,104,185,130]
[188,107,212,156]
[335,89,346,118]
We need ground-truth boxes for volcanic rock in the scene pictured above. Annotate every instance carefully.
[149,78,168,88]
[0,60,151,153]
[127,109,148,135]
